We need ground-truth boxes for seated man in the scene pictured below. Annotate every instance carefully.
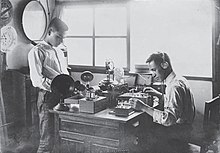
[130,52,195,153]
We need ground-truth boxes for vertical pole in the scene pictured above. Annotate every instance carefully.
[213,0,220,97]
[0,0,9,150]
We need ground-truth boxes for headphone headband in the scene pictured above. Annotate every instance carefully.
[162,52,165,63]
[160,52,168,69]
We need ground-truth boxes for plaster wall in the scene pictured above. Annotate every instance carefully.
[6,0,55,70]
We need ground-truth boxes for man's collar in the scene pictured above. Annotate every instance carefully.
[41,41,54,50]
[42,40,53,47]
[42,40,48,45]
[164,71,176,85]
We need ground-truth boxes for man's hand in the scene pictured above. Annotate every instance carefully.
[129,98,145,111]
[143,87,162,98]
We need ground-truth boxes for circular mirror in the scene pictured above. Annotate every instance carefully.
[22,0,47,41]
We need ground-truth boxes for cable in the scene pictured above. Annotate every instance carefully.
[137,73,149,82]
[46,0,51,19]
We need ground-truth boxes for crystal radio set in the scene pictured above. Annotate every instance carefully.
[53,60,117,114]
[79,71,107,114]
[61,71,108,114]
[113,92,153,117]
[51,59,155,117]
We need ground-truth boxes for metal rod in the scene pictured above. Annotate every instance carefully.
[0,122,13,128]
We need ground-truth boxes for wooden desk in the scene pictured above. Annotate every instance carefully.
[50,109,146,153]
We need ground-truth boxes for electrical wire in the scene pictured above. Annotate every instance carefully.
[46,0,51,19]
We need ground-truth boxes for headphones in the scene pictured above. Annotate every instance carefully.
[161,52,169,69]
[48,28,52,35]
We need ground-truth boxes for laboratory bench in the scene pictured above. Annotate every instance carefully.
[49,108,153,153]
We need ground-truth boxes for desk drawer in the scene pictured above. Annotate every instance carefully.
[60,114,119,128]
[61,137,85,153]
[60,130,119,148]
[126,115,142,134]
[60,119,120,139]
[91,143,118,153]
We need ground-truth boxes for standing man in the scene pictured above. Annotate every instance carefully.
[130,52,195,153]
[28,17,69,153]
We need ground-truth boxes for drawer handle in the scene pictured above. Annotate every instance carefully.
[134,136,139,145]
[132,121,139,127]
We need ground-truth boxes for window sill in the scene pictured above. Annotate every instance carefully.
[69,65,106,74]
[69,65,130,74]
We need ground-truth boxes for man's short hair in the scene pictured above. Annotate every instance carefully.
[146,52,172,69]
[48,17,68,34]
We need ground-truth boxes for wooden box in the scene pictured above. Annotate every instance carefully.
[79,96,107,113]
[64,95,84,104]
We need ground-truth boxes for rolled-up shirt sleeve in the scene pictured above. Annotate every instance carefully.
[153,108,177,126]
[28,47,52,91]
[153,86,183,126]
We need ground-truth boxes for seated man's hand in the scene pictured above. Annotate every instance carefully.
[129,98,145,111]
[143,87,162,98]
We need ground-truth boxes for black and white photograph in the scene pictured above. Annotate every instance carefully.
[0,0,220,152]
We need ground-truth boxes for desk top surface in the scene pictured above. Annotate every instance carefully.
[50,108,143,123]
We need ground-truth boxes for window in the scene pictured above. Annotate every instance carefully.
[130,0,212,77]
[59,0,212,77]
[60,3,128,69]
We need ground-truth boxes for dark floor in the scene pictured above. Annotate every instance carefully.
[1,136,202,153]
[1,125,39,153]
[0,125,213,153]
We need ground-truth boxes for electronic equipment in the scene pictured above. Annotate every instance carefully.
[117,92,153,106]
[78,71,108,113]
[161,52,168,69]
[135,64,149,73]
[113,92,159,116]
[114,100,134,117]
[99,59,114,91]
[123,75,136,87]
[135,73,152,86]
[64,95,83,104]
[64,80,86,104]
[112,92,153,117]
[81,71,96,101]
[52,74,75,111]
[79,96,107,114]
[105,59,114,81]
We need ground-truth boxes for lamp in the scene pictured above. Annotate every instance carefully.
[73,80,86,99]
[99,59,115,91]
[81,71,95,100]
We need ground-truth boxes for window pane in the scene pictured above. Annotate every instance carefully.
[95,38,127,68]
[95,7,127,36]
[64,38,93,66]
[61,7,93,36]
[130,0,212,77]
